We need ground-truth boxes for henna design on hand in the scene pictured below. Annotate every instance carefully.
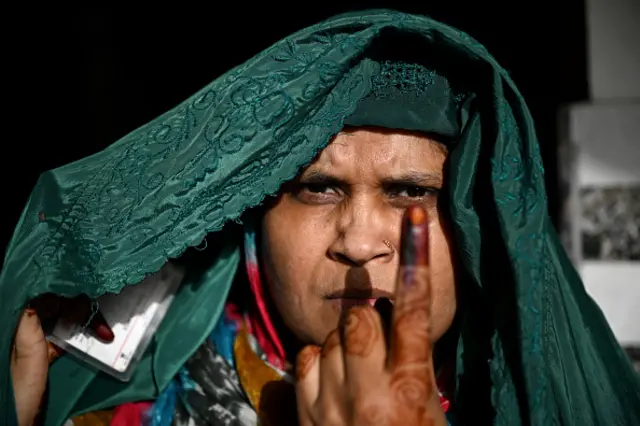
[391,284,431,366]
[343,306,381,357]
[321,328,342,358]
[386,367,437,426]
[296,345,321,381]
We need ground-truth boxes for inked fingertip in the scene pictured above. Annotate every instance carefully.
[406,205,427,226]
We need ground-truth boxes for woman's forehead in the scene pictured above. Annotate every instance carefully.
[310,129,447,173]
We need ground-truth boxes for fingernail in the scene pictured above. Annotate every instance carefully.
[400,206,429,267]
[90,311,115,343]
[47,341,64,363]
[25,308,38,318]
[93,323,115,343]
[408,205,427,226]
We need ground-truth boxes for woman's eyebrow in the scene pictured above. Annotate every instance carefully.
[299,170,344,186]
[381,171,443,187]
[300,170,442,187]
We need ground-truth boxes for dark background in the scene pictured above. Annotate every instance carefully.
[3,2,588,259]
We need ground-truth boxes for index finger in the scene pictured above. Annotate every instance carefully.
[388,205,432,371]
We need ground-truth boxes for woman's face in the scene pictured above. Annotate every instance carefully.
[261,128,457,347]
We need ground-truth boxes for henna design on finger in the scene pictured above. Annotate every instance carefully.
[392,303,431,365]
[386,343,439,425]
[390,366,434,403]
[321,328,341,358]
[295,345,321,381]
[388,367,437,425]
[353,370,438,426]
[343,306,381,357]
[391,205,433,367]
[398,266,431,313]
[390,267,432,372]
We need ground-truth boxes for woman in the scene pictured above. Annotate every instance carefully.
[5,9,640,426]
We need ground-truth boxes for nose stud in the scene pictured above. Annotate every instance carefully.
[383,239,395,254]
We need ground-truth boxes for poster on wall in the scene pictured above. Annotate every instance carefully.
[578,184,640,373]
[579,185,640,262]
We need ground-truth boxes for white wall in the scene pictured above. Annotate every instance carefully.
[571,102,640,186]
[563,0,640,345]
[581,262,640,345]
[587,0,640,100]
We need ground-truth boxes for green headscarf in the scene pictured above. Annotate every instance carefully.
[2,10,639,426]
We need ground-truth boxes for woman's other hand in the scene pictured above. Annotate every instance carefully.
[295,206,446,426]
[11,308,49,426]
[10,294,114,426]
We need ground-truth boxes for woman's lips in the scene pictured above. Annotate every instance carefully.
[325,295,394,313]
[326,298,378,313]
[342,298,377,308]
[325,289,394,312]
[326,289,395,300]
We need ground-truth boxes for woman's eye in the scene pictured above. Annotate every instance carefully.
[291,183,341,205]
[304,184,336,194]
[401,186,428,197]
[388,185,436,198]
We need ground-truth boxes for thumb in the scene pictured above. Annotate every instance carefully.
[13,309,48,359]
[11,309,49,426]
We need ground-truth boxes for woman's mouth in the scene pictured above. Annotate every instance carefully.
[325,289,395,312]
[326,297,378,313]
[339,298,377,308]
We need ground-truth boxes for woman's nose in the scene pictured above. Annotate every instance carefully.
[328,201,395,267]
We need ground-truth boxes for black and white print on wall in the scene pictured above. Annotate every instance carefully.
[579,185,640,261]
